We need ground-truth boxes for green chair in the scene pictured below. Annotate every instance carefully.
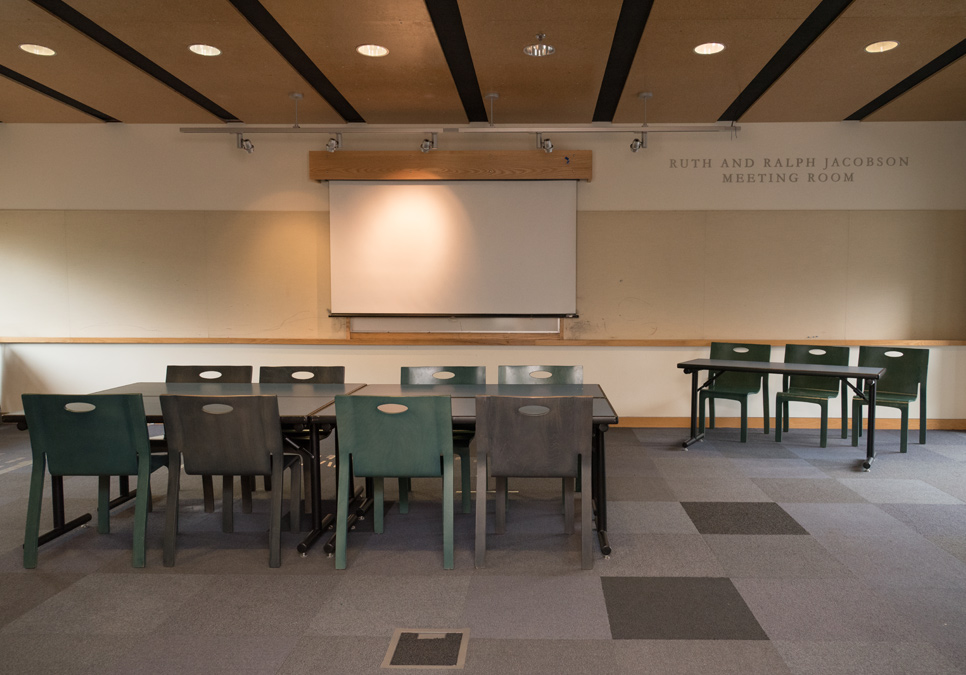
[498,365,583,385]
[401,366,485,514]
[776,344,850,447]
[852,346,929,453]
[334,395,454,570]
[160,395,298,568]
[22,393,168,569]
[474,395,594,569]
[700,342,772,442]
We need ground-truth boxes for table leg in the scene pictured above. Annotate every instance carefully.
[862,379,878,471]
[683,369,704,448]
[298,422,334,554]
[594,423,611,556]
[37,475,92,546]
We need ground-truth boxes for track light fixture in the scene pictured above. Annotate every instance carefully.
[325,133,343,152]
[542,138,553,153]
[236,134,254,154]
[630,134,647,152]
[420,132,438,153]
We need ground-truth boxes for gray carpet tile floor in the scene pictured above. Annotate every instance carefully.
[2,422,966,674]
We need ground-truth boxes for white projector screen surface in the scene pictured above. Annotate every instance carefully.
[329,181,577,316]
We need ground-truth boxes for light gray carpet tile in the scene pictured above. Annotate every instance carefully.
[837,478,964,505]
[751,477,868,503]
[462,575,612,640]
[350,532,476,576]
[877,503,966,536]
[663,475,773,502]
[602,576,767,641]
[277,635,404,675]
[703,534,855,579]
[653,455,743,478]
[779,503,913,537]
[595,534,726,578]
[928,535,966,566]
[603,449,662,477]
[461,638,620,675]
[470,532,601,575]
[682,502,808,535]
[0,633,117,675]
[733,578,921,643]
[605,475,677,501]
[772,640,961,675]
[307,574,471,637]
[871,586,966,646]
[812,531,966,589]
[606,501,701,535]
[727,457,830,479]
[0,570,83,627]
[613,639,793,675]
[714,443,802,460]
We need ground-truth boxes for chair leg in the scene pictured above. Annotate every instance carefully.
[495,476,508,534]
[398,477,410,514]
[23,455,47,569]
[163,451,182,567]
[762,379,770,434]
[222,475,234,533]
[373,478,385,534]
[269,460,283,568]
[783,400,790,433]
[580,453,593,570]
[456,446,471,514]
[335,452,351,569]
[289,458,302,533]
[919,405,927,445]
[241,476,254,514]
[900,407,909,453]
[709,398,716,429]
[563,476,575,535]
[739,399,748,443]
[775,396,784,442]
[819,401,829,448]
[132,463,152,568]
[202,474,215,513]
[475,453,488,569]
[698,393,707,435]
[97,475,111,534]
[442,452,454,570]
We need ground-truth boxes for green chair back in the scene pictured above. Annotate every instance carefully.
[709,342,771,394]
[498,365,583,385]
[401,366,485,385]
[784,344,851,394]
[857,346,928,398]
[165,365,252,383]
[259,366,345,383]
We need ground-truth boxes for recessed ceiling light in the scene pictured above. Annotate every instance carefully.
[524,33,555,57]
[865,40,899,53]
[357,44,389,57]
[19,44,56,56]
[694,42,725,55]
[189,44,221,56]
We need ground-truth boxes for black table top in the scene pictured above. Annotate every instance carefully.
[677,358,885,379]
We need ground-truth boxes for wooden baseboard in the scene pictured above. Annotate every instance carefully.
[615,417,966,430]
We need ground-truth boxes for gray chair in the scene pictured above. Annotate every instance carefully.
[160,395,299,568]
[700,342,772,442]
[401,366,485,514]
[776,344,850,447]
[498,365,583,385]
[474,395,594,570]
[158,365,254,513]
[22,393,168,568]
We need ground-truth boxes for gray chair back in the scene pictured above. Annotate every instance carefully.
[401,366,485,385]
[165,365,252,383]
[259,366,345,384]
[497,365,582,385]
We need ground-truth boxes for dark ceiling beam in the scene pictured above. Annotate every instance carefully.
[718,0,855,122]
[0,64,120,122]
[593,0,655,123]
[424,0,488,123]
[847,38,966,120]
[29,0,240,123]
[228,0,364,124]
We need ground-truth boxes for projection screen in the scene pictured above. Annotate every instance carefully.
[329,181,577,316]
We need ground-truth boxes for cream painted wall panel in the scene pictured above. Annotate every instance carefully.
[314,212,347,338]
[204,211,323,338]
[0,211,70,337]
[64,211,208,338]
[702,212,850,340]
[570,211,707,339]
[845,211,966,340]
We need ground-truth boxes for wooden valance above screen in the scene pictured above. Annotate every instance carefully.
[308,150,592,182]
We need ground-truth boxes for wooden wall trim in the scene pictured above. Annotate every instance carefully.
[308,150,592,181]
[618,417,966,430]
[3,336,964,347]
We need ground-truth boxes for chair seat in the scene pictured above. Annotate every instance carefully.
[869,392,918,405]
[780,387,838,401]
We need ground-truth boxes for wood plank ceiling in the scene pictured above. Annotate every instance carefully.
[1,0,964,125]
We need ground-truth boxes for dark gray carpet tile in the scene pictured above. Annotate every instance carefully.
[750,477,869,503]
[681,502,808,535]
[653,455,740,477]
[307,574,472,637]
[595,534,725,578]
[837,478,963,504]
[0,529,130,575]
[601,576,767,641]
[604,449,662,477]
[0,528,25,556]
[606,475,677,501]
[921,469,966,503]
[142,531,328,575]
[779,503,913,537]
[631,427,689,444]
[733,578,923,643]
[608,427,646,445]
[462,639,620,675]
[703,535,855,579]
[812,531,966,589]
[472,532,601,575]
[0,571,83,628]
[772,640,962,675]
[613,639,793,675]
[606,501,700,535]
[1,572,211,636]
[0,633,111,675]
[727,457,829,479]
[933,641,966,675]
[475,497,584,536]
[462,575,611,640]
[877,503,966,536]
[871,586,966,646]
[663,476,772,502]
